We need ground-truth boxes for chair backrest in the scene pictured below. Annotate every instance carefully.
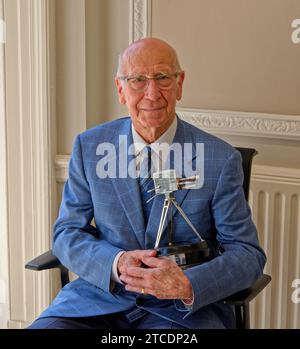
[234,147,257,201]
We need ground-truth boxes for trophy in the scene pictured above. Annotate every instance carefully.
[149,169,216,269]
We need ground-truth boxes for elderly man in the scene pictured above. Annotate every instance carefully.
[28,38,266,329]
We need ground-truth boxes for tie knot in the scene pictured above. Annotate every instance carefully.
[144,146,151,156]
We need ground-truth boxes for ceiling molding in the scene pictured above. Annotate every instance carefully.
[177,107,300,141]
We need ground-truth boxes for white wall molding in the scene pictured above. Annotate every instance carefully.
[4,0,55,327]
[252,166,300,185]
[177,108,300,141]
[129,0,152,43]
[0,0,9,330]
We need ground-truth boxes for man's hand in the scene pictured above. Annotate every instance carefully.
[117,249,157,276]
[119,255,193,301]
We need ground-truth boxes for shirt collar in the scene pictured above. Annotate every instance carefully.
[131,116,177,156]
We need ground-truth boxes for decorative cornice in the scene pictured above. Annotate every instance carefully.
[129,0,152,43]
[177,107,300,140]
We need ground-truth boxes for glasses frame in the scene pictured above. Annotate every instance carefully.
[118,71,182,92]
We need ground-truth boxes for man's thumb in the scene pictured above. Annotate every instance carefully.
[147,250,157,257]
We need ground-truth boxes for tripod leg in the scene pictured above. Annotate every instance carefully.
[172,200,204,242]
[154,199,172,249]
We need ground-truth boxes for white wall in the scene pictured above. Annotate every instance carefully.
[151,0,300,169]
[153,0,300,116]
[56,0,129,154]
[0,0,9,329]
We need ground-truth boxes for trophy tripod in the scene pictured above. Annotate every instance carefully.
[149,169,216,269]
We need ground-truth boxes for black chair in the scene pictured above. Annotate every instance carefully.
[25,147,271,329]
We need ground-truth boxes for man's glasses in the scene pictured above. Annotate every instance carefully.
[118,71,181,92]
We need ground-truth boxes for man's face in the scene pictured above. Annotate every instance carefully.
[115,43,185,136]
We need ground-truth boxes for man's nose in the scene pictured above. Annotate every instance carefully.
[144,79,162,100]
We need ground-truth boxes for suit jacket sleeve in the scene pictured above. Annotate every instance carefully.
[52,135,123,293]
[176,150,266,314]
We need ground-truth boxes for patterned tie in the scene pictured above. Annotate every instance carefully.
[138,146,155,223]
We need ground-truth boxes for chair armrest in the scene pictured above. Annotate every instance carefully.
[25,249,62,271]
[224,274,271,306]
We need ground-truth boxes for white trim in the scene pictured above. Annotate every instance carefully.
[129,0,152,43]
[4,0,54,325]
[177,108,300,141]
[0,18,5,43]
[31,0,56,317]
[0,0,9,330]
[45,0,57,301]
[252,165,300,186]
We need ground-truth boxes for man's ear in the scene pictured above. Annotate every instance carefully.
[176,71,185,101]
[115,78,126,105]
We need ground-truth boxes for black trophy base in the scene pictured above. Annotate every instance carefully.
[156,240,216,269]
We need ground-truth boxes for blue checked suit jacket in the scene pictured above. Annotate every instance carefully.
[39,117,266,328]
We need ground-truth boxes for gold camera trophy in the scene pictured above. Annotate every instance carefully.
[150,169,216,269]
